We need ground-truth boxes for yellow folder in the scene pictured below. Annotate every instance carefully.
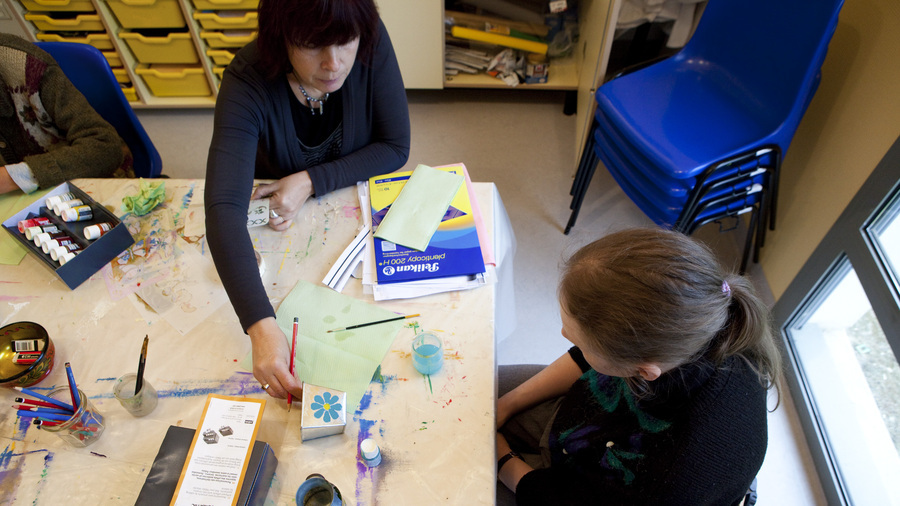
[450,25,548,55]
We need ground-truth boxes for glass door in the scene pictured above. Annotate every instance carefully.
[775,136,900,505]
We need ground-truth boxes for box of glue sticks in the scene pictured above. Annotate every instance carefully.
[2,182,134,289]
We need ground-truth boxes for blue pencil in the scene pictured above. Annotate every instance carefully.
[16,406,73,416]
[16,410,72,422]
[64,362,81,410]
[13,387,75,412]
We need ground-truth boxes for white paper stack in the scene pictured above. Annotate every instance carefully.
[322,178,495,301]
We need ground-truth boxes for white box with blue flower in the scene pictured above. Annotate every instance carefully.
[300,383,347,441]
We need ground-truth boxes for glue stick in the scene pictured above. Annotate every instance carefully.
[53,198,83,216]
[62,205,93,222]
[51,243,82,262]
[17,216,51,233]
[25,224,59,241]
[42,236,74,254]
[84,222,113,240]
[58,250,77,265]
[360,438,382,467]
[45,192,77,210]
[33,230,66,247]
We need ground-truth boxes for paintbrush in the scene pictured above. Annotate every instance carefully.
[135,335,148,395]
[326,314,420,333]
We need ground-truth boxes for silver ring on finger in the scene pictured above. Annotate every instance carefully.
[270,209,279,219]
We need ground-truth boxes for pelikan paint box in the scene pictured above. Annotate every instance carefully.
[2,182,134,289]
[300,383,346,441]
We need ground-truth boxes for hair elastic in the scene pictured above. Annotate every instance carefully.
[722,280,732,296]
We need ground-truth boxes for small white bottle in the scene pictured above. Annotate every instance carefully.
[360,438,382,467]
[84,222,113,240]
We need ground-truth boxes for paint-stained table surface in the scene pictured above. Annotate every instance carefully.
[0,178,513,505]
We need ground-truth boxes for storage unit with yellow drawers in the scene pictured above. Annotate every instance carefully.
[119,30,199,64]
[3,0,271,105]
[15,0,137,102]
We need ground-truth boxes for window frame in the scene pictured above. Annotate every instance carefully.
[773,134,900,505]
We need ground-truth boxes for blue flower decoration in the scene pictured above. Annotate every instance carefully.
[311,392,342,423]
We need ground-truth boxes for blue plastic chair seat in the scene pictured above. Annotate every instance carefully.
[594,129,766,230]
[595,0,843,180]
[594,107,776,202]
[35,41,162,178]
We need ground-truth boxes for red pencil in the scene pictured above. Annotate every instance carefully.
[15,397,63,410]
[287,317,298,411]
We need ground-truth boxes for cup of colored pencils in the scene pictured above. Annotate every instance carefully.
[15,385,105,447]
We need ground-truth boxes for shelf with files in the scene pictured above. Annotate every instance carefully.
[444,51,579,90]
[436,0,620,167]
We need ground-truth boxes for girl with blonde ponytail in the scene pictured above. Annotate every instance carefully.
[496,228,782,505]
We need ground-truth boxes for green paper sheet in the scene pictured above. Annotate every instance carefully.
[122,178,166,216]
[373,164,464,251]
[0,188,53,265]
[275,280,406,413]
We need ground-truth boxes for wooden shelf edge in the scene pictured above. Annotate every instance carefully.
[443,52,578,90]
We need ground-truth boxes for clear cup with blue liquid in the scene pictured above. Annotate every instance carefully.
[412,332,443,375]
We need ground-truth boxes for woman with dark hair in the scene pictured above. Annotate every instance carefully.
[205,0,410,402]
[496,228,783,505]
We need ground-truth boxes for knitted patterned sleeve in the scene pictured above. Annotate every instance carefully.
[19,55,126,188]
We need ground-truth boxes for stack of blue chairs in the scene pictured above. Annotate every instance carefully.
[565,0,844,272]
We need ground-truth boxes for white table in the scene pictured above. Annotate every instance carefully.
[0,178,514,505]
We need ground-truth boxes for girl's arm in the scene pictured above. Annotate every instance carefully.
[497,351,583,428]
[496,351,584,493]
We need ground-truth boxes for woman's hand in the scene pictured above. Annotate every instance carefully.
[253,171,314,231]
[248,317,304,403]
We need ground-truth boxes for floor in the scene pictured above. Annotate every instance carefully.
[136,88,826,504]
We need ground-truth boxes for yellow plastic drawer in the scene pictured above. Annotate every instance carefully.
[112,68,131,84]
[36,32,113,50]
[206,48,236,66]
[107,0,185,29]
[135,65,211,97]
[200,30,256,49]
[103,50,122,67]
[191,0,258,9]
[24,13,104,32]
[119,31,199,64]
[122,85,138,102]
[192,11,257,30]
[213,65,225,87]
[20,0,94,11]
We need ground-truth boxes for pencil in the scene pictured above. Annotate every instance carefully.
[287,317,298,411]
[64,362,80,410]
[326,314,421,333]
[13,387,75,412]
[16,410,73,422]
[135,335,148,395]
[15,405,73,416]
[15,397,63,410]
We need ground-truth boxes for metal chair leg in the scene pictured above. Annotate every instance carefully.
[565,153,600,235]
[740,204,760,274]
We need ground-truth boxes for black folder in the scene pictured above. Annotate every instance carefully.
[135,425,277,505]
